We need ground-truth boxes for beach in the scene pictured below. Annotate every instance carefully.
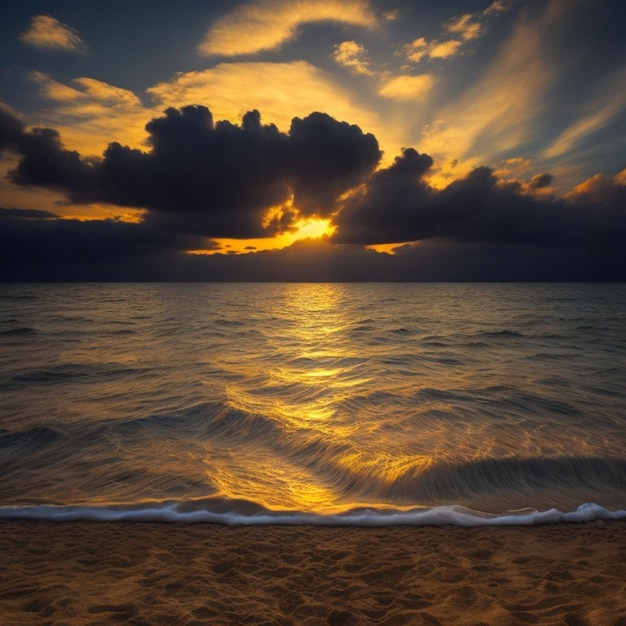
[1,521,625,625]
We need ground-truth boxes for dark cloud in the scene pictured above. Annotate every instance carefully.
[530,173,553,189]
[10,126,96,195]
[334,148,435,245]
[4,105,381,238]
[0,212,209,281]
[287,112,381,217]
[334,157,626,250]
[0,106,26,154]
[1,104,625,281]
[0,207,57,219]
[3,230,622,282]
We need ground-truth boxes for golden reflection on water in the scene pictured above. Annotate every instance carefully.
[5,284,624,513]
[212,284,380,511]
[270,283,358,425]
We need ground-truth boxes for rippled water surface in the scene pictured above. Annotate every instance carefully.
[1,283,625,523]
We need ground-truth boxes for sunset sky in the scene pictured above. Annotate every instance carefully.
[1,0,625,280]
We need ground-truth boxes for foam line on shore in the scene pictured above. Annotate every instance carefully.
[1,501,624,526]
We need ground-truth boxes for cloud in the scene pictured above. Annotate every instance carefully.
[147,61,406,161]
[403,38,428,63]
[402,6,497,67]
[3,99,625,282]
[427,40,463,59]
[148,61,383,140]
[403,37,462,63]
[0,207,58,219]
[402,1,517,68]
[2,218,624,282]
[197,0,376,56]
[4,105,380,238]
[529,173,553,189]
[615,169,626,186]
[416,0,625,184]
[542,66,626,159]
[19,15,86,52]
[378,74,433,101]
[483,0,515,16]
[29,72,146,154]
[0,105,25,154]
[25,59,404,169]
[0,212,208,281]
[332,41,373,76]
[334,153,626,252]
[419,4,554,165]
[566,171,626,204]
[334,148,434,244]
[287,112,380,215]
[445,14,482,41]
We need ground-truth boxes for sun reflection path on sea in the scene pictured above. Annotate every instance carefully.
[201,283,564,514]
[205,284,377,511]
[4,283,623,513]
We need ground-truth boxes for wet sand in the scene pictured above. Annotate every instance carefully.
[1,521,625,625]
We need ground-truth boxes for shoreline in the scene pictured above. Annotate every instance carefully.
[1,521,625,625]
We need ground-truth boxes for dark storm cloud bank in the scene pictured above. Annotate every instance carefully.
[0,212,208,281]
[1,105,381,238]
[334,149,626,249]
[1,105,625,281]
[0,206,57,219]
[2,234,622,282]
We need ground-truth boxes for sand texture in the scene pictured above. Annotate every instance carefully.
[0,521,625,625]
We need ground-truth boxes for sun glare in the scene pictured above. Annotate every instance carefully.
[291,217,335,240]
[189,216,336,255]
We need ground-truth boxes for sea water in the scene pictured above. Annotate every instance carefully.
[0,283,625,526]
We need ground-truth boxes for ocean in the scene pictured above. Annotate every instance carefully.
[1,283,625,526]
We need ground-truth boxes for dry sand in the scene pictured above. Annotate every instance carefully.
[0,521,625,625]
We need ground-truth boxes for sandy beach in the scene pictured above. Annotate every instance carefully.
[0,521,625,625]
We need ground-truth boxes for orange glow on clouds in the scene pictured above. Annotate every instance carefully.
[292,217,336,240]
[189,216,336,255]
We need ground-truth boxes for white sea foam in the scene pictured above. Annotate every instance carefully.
[0,502,624,527]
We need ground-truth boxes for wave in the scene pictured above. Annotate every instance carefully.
[0,327,36,335]
[478,330,526,338]
[15,400,626,504]
[388,457,626,502]
[0,499,623,527]
[6,362,151,384]
[0,425,62,451]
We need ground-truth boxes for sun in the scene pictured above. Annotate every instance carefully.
[290,217,336,241]
[187,216,336,256]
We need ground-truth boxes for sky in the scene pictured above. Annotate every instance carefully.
[0,0,625,281]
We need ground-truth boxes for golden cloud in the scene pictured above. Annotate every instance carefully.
[25,60,408,160]
[148,61,387,140]
[31,72,142,110]
[378,74,434,101]
[28,72,147,154]
[614,169,626,186]
[403,37,462,64]
[483,0,515,16]
[445,14,482,41]
[566,174,612,202]
[332,41,373,76]
[20,15,85,52]
[198,0,377,56]
[419,6,554,165]
[404,38,428,63]
[428,40,463,59]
